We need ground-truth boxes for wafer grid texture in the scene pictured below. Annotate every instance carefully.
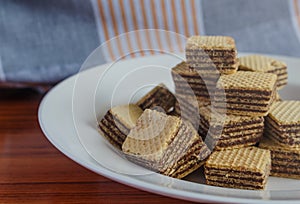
[136,83,176,113]
[186,36,238,75]
[98,104,143,149]
[264,101,300,147]
[238,55,287,89]
[122,109,210,178]
[199,106,264,150]
[205,147,271,190]
[259,137,300,179]
[214,71,277,116]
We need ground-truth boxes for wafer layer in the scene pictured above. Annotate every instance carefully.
[214,71,277,116]
[136,83,175,113]
[198,106,264,150]
[259,137,300,179]
[98,104,143,149]
[205,147,271,190]
[239,55,287,89]
[186,36,238,74]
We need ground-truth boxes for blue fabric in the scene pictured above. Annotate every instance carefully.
[0,0,100,83]
[202,0,300,56]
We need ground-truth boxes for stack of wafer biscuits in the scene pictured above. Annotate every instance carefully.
[136,83,175,113]
[186,36,238,75]
[98,104,143,149]
[264,101,300,147]
[204,147,271,190]
[122,109,210,179]
[239,55,288,89]
[214,71,277,116]
[198,106,264,150]
[259,137,300,179]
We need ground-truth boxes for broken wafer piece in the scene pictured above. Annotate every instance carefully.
[199,106,264,150]
[122,109,210,179]
[259,137,300,179]
[205,147,271,190]
[239,55,287,89]
[214,71,277,116]
[98,104,143,150]
[136,83,175,113]
[264,100,300,147]
[186,36,238,75]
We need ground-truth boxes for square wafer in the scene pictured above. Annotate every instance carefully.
[205,147,271,190]
[259,137,300,179]
[122,109,210,178]
[186,36,238,75]
[239,55,287,89]
[214,71,277,116]
[136,83,175,113]
[199,106,264,150]
[264,100,300,147]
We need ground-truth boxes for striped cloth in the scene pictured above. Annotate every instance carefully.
[1,0,300,86]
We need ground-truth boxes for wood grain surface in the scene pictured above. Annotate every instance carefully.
[0,88,196,203]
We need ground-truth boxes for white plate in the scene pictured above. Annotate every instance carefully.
[39,53,300,203]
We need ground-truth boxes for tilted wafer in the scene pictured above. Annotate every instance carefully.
[264,101,300,147]
[205,147,271,190]
[199,106,264,150]
[239,55,287,89]
[122,109,210,178]
[136,83,175,113]
[171,61,218,106]
[214,71,277,116]
[259,137,300,179]
[186,36,238,75]
[98,104,143,149]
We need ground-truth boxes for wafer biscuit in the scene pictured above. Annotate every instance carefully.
[205,147,271,190]
[122,109,210,178]
[186,36,238,75]
[136,83,175,113]
[264,101,300,147]
[98,104,143,149]
[214,71,277,116]
[259,137,300,179]
[199,106,264,150]
[239,55,287,89]
[171,61,219,106]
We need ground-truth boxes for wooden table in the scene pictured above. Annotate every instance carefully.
[0,88,195,203]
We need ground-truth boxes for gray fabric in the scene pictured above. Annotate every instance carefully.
[202,0,300,57]
[0,0,100,83]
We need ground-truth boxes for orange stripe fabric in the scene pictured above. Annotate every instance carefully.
[129,0,145,56]
[119,0,135,58]
[294,0,300,28]
[191,0,200,35]
[180,0,190,37]
[150,0,164,54]
[97,0,115,60]
[140,0,155,55]
[160,0,174,52]
[171,0,184,51]
[107,0,125,58]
